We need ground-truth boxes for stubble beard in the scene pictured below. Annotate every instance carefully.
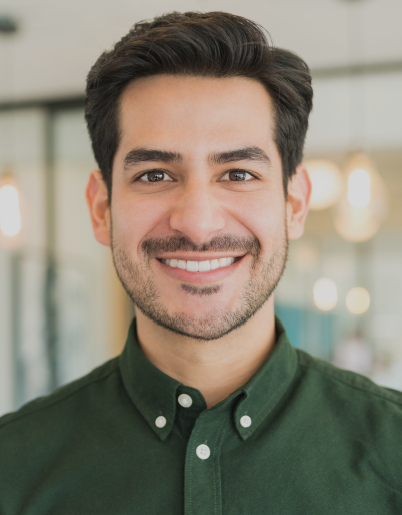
[111,225,288,341]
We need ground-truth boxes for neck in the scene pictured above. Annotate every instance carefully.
[135,298,276,408]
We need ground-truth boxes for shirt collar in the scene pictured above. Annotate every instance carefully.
[119,316,298,441]
[119,322,180,441]
[232,316,298,440]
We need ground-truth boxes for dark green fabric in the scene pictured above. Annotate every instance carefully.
[1,317,402,514]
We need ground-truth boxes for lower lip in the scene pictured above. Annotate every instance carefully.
[157,256,245,284]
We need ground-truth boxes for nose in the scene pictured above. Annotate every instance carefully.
[169,180,225,244]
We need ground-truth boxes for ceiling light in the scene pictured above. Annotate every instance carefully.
[348,168,371,208]
[346,287,370,314]
[334,206,380,242]
[0,174,22,248]
[313,278,338,311]
[304,160,343,210]
[334,153,388,242]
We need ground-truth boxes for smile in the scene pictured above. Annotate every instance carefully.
[160,257,238,272]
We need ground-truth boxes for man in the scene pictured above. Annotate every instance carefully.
[1,11,401,514]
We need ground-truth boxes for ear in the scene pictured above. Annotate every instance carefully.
[85,170,111,246]
[286,165,311,240]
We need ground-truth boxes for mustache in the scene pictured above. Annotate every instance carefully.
[142,234,261,260]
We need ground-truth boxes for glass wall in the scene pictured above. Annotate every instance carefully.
[0,109,46,414]
[0,106,131,416]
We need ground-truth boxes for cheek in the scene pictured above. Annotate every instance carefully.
[110,191,171,252]
[232,191,286,248]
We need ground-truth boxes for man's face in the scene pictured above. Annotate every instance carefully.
[98,75,306,340]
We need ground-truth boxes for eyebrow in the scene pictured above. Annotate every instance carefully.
[209,146,271,166]
[123,145,271,169]
[123,148,182,169]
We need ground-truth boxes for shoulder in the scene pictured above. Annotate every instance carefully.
[296,348,402,407]
[295,349,402,492]
[0,357,126,511]
[0,357,121,433]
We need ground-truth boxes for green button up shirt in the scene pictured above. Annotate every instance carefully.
[1,317,402,514]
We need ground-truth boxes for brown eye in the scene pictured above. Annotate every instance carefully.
[147,171,164,182]
[221,170,254,182]
[230,171,246,181]
[139,170,172,182]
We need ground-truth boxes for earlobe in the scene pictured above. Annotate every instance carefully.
[85,170,111,247]
[286,165,311,241]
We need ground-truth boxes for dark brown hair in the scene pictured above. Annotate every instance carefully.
[85,11,313,198]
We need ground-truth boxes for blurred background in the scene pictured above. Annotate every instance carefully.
[1,0,402,416]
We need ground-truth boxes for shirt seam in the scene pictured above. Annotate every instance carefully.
[213,416,226,515]
[298,357,402,408]
[0,360,120,430]
[188,415,204,515]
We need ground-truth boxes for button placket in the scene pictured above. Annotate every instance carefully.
[196,444,210,460]
[184,410,225,515]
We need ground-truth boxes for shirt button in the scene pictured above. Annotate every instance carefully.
[240,415,252,428]
[178,393,193,408]
[196,444,211,460]
[155,416,167,428]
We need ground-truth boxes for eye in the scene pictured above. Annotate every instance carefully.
[138,170,173,182]
[221,170,255,182]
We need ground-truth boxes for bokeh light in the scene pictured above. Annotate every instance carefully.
[348,169,371,208]
[304,160,343,210]
[0,183,21,237]
[334,153,388,242]
[313,278,338,311]
[334,206,380,242]
[346,287,370,315]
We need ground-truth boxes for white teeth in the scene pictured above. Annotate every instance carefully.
[210,259,220,270]
[186,261,199,272]
[199,260,211,272]
[162,257,237,271]
[177,260,186,270]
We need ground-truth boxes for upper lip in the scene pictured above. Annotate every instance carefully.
[155,253,246,261]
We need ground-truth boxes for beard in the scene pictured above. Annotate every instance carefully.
[111,225,288,341]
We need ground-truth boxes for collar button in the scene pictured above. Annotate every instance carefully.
[178,393,193,408]
[240,415,252,428]
[155,416,167,428]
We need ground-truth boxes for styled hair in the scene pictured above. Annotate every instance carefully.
[85,11,313,198]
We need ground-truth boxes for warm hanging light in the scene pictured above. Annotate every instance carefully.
[334,153,388,242]
[0,174,23,248]
[304,159,343,210]
[346,287,370,315]
[0,184,21,236]
[348,169,371,208]
[313,278,338,311]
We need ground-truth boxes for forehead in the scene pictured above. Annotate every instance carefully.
[117,75,276,155]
